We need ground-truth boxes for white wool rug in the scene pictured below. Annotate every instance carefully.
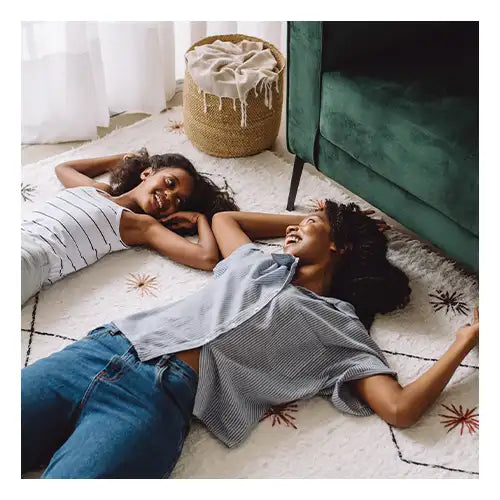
[21,107,479,479]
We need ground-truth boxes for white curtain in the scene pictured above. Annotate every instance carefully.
[21,21,286,144]
[22,22,111,144]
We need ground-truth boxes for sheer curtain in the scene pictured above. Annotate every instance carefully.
[21,21,286,144]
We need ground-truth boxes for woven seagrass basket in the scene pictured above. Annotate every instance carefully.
[183,34,285,158]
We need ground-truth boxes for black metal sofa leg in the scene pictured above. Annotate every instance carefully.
[286,156,305,211]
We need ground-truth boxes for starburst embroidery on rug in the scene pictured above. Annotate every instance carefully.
[166,120,184,134]
[126,273,159,297]
[439,403,479,435]
[21,182,37,202]
[260,401,298,429]
[429,289,470,315]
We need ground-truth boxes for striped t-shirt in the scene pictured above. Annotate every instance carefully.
[112,243,397,448]
[21,186,130,285]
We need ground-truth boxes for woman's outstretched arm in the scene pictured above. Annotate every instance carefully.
[54,153,132,191]
[352,307,479,428]
[211,211,306,258]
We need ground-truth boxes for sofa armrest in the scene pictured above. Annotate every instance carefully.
[286,21,323,165]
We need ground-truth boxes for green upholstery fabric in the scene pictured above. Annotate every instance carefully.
[286,21,323,165]
[318,136,478,270]
[286,21,478,271]
[319,70,478,236]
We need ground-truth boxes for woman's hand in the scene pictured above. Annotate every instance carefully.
[353,305,480,429]
[455,306,479,350]
[160,212,203,231]
[360,209,391,232]
[123,153,139,161]
[123,147,147,162]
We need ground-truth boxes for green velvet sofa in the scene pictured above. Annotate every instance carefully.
[285,21,478,272]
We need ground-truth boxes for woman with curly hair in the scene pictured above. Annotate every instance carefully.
[21,149,238,305]
[21,200,479,478]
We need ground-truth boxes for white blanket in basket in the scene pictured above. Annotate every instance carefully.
[186,40,279,126]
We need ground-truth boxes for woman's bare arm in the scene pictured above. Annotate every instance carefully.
[211,211,306,258]
[351,308,479,427]
[54,153,131,191]
[121,211,219,271]
[210,209,390,259]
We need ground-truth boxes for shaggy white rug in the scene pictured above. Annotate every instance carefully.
[21,107,479,478]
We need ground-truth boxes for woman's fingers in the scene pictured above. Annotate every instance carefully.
[361,210,391,231]
[164,221,187,230]
[161,213,190,225]
[377,220,391,232]
[161,217,182,227]
[473,306,479,324]
[160,214,176,223]
[312,199,326,211]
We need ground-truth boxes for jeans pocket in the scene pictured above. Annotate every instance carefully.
[97,354,134,382]
[79,353,131,410]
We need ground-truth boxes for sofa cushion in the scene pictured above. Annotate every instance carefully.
[319,63,478,236]
[317,135,478,271]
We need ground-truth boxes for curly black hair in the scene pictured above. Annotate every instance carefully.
[108,148,239,234]
[323,200,411,329]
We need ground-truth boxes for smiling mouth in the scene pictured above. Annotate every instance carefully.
[154,192,168,212]
[285,235,301,246]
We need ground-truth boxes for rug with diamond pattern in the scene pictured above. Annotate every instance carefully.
[21,107,479,478]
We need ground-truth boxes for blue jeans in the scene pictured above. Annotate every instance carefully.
[21,324,198,478]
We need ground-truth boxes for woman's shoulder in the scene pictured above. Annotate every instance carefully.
[90,183,112,195]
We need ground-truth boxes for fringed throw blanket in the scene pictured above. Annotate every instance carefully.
[185,40,279,127]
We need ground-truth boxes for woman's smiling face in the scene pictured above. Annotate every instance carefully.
[283,210,337,263]
[137,167,195,218]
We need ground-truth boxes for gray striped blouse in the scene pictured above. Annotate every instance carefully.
[112,243,397,448]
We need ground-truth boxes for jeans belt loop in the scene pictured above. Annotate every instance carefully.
[158,354,172,368]
[109,324,121,336]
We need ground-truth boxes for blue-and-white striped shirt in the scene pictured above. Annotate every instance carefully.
[112,243,397,447]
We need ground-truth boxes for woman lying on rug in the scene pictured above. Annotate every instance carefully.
[21,149,238,306]
[21,201,479,478]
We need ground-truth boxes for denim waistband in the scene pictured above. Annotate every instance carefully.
[89,323,198,385]
[158,352,198,383]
